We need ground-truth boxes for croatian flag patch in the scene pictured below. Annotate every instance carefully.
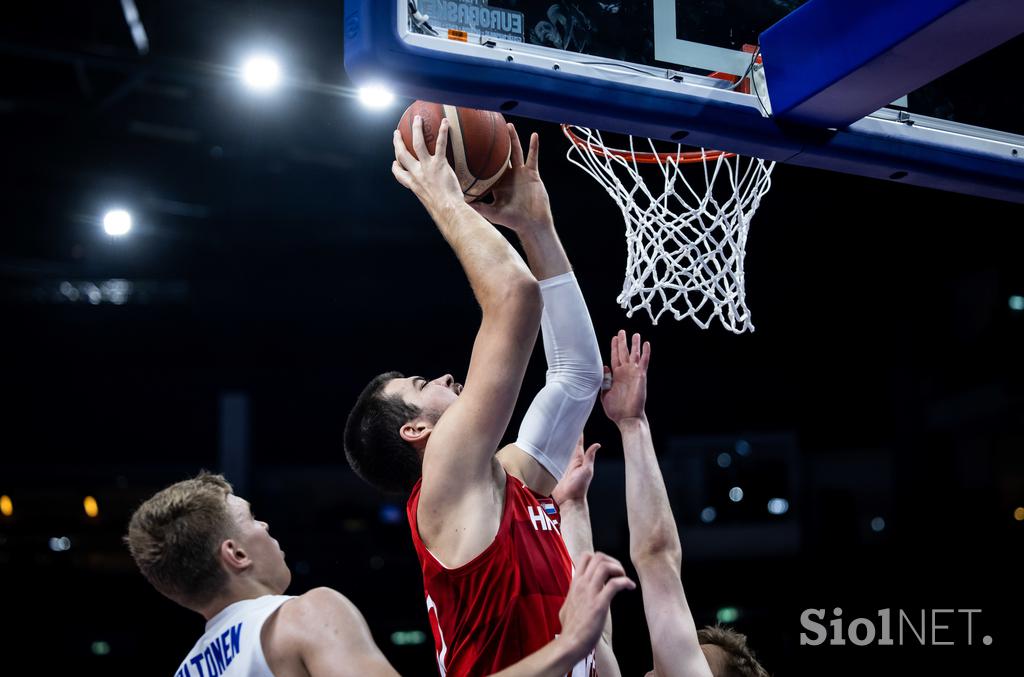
[538,499,557,516]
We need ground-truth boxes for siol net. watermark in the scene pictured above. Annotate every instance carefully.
[800,608,992,647]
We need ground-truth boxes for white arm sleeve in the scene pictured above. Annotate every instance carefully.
[515,271,603,480]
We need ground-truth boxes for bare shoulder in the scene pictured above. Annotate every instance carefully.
[264,588,396,677]
[279,587,365,629]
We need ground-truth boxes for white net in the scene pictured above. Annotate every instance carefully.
[564,125,775,333]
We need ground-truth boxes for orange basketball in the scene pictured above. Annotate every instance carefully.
[398,101,511,202]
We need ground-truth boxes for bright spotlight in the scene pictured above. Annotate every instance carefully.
[358,85,395,110]
[728,486,744,503]
[242,55,282,91]
[103,209,132,236]
[767,498,789,515]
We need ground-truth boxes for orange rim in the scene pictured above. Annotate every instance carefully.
[562,124,735,164]
[563,49,760,165]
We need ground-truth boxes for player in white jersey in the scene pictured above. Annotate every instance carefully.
[126,471,632,677]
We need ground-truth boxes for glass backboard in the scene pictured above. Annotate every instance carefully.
[344,1,1024,203]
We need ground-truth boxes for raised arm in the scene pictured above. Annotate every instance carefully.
[392,117,542,563]
[601,331,713,677]
[475,126,603,496]
[551,435,622,677]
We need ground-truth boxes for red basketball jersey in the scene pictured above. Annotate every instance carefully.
[406,472,595,677]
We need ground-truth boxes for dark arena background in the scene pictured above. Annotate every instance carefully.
[1,2,1022,675]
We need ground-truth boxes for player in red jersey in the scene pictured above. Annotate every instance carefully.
[344,116,619,676]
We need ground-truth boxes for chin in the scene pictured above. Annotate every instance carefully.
[276,568,293,594]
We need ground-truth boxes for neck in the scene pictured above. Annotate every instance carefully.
[197,579,279,621]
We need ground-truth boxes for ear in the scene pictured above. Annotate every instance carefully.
[219,539,253,575]
[399,420,433,447]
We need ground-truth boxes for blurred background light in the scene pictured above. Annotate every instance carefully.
[390,630,427,646]
[716,452,732,468]
[871,516,886,532]
[728,486,744,502]
[0,495,12,517]
[48,536,72,552]
[84,496,99,518]
[700,506,717,523]
[1010,295,1024,311]
[716,607,740,623]
[767,497,790,515]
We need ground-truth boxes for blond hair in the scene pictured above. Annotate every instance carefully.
[125,471,235,607]
[698,625,770,677]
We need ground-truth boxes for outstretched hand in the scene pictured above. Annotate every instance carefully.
[551,433,600,506]
[558,551,635,659]
[392,115,464,216]
[600,330,651,427]
[471,124,553,236]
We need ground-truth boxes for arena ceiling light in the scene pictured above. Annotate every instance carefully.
[102,209,132,236]
[358,84,395,110]
[241,54,282,92]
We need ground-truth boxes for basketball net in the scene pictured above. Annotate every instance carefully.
[562,51,775,333]
[564,126,774,333]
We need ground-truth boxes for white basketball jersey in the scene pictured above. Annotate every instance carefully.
[174,595,294,677]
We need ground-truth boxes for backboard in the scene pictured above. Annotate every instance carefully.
[345,0,1024,203]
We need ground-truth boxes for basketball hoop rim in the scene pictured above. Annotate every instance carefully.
[560,51,763,165]
[561,124,736,164]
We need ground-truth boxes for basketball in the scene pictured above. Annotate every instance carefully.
[398,101,511,202]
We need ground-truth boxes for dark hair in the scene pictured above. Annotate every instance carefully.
[698,625,770,677]
[344,371,425,494]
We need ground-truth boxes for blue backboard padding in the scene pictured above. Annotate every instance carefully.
[760,0,1024,128]
[344,1,1024,203]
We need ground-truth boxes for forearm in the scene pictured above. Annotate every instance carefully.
[513,269,602,481]
[619,417,682,571]
[517,224,570,281]
[432,200,537,309]
[559,498,614,645]
[558,498,594,566]
[489,637,579,677]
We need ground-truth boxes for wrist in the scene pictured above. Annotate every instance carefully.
[514,217,556,241]
[427,195,469,223]
[548,634,585,670]
[615,415,649,432]
[556,495,589,511]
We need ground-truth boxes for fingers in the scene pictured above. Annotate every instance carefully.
[393,130,416,170]
[435,117,450,159]
[610,335,621,370]
[526,132,540,170]
[577,551,594,576]
[584,443,600,464]
[631,333,641,363]
[598,575,637,603]
[391,160,413,190]
[594,554,628,583]
[640,340,651,371]
[617,330,629,367]
[411,115,430,160]
[508,123,525,167]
